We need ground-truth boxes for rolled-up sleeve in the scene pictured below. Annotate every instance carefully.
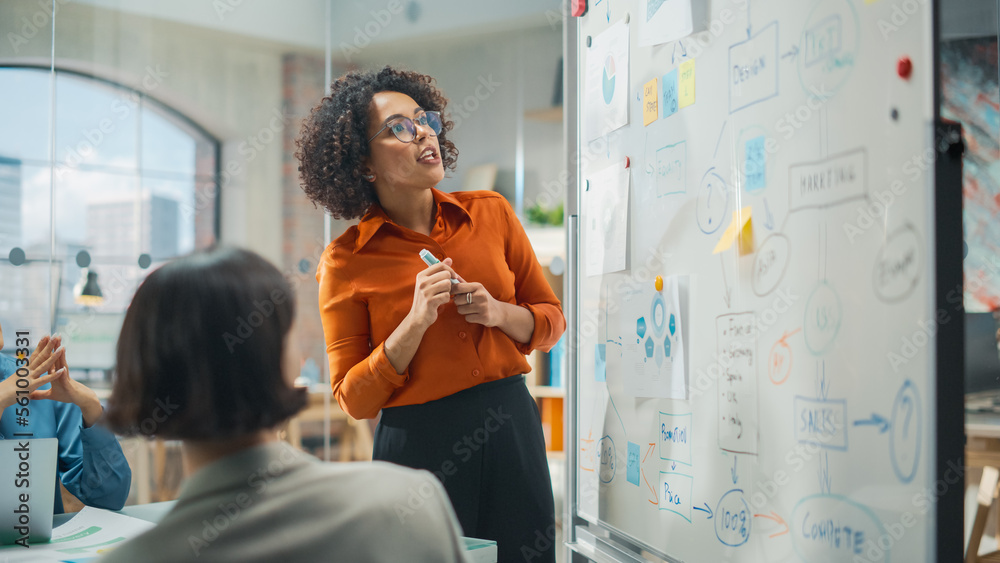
[318,253,408,420]
[500,199,567,354]
[55,404,131,510]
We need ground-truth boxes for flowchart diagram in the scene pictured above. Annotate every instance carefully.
[576,0,937,560]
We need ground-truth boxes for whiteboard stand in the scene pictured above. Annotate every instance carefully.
[932,118,966,561]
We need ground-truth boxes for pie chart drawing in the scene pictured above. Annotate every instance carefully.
[602,55,616,105]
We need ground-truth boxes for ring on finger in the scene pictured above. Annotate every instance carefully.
[466,292,473,305]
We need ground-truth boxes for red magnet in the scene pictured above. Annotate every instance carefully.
[571,0,587,17]
[897,56,912,80]
[624,156,630,169]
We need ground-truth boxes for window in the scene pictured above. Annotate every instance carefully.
[0,67,218,371]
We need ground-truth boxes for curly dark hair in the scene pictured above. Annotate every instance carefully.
[295,66,459,219]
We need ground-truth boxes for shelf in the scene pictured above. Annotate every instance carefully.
[524,106,563,122]
[527,384,565,398]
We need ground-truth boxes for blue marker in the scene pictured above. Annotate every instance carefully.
[419,249,458,284]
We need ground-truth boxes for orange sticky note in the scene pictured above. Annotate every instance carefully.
[643,78,658,126]
[679,59,695,108]
[712,206,754,255]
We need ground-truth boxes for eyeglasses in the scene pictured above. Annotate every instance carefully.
[367,111,442,144]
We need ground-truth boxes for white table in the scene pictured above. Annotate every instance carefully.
[56,501,497,561]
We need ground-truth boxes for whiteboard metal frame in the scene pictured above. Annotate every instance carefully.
[564,7,581,562]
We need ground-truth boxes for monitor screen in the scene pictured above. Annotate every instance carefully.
[965,312,1000,395]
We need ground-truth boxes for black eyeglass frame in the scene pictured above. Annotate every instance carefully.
[367,110,442,144]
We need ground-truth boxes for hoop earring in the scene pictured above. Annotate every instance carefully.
[364,174,375,182]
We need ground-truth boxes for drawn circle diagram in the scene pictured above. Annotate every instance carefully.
[752,234,791,297]
[791,494,888,563]
[598,435,616,483]
[651,292,667,337]
[797,0,861,98]
[873,223,922,303]
[602,55,616,105]
[697,169,729,234]
[768,339,793,385]
[715,489,751,547]
[890,380,922,483]
[803,281,842,355]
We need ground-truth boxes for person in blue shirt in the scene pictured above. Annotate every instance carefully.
[0,328,131,513]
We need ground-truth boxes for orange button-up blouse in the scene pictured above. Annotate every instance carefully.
[317,189,566,420]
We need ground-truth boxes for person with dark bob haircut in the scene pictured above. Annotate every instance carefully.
[100,246,470,563]
[297,66,566,563]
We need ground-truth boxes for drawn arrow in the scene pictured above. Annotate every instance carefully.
[816,360,829,401]
[720,254,733,309]
[694,502,714,519]
[753,512,789,538]
[853,413,891,433]
[731,456,739,484]
[641,469,659,505]
[671,461,677,471]
[580,430,595,472]
[606,0,611,22]
[713,120,728,160]
[763,198,775,230]
[608,392,627,436]
[818,451,832,494]
[745,0,752,37]
[670,40,690,65]
[643,443,655,463]
[778,328,801,345]
[781,45,800,60]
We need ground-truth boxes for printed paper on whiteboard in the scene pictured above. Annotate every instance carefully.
[584,163,630,276]
[638,0,694,46]
[618,277,687,398]
[585,20,629,141]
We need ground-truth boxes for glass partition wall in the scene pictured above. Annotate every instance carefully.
[0,0,567,508]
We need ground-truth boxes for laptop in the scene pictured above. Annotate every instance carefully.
[0,438,58,545]
[965,312,1000,411]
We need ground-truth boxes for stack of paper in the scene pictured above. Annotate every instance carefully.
[0,507,154,562]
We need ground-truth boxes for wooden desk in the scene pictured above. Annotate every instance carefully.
[967,412,1000,468]
[966,412,1000,556]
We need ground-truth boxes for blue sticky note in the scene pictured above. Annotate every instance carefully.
[627,441,640,486]
[744,135,766,192]
[595,343,607,382]
[661,69,679,119]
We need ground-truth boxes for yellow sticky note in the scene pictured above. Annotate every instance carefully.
[679,59,696,108]
[643,78,658,126]
[712,206,754,255]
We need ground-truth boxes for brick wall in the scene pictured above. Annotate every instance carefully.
[281,53,338,383]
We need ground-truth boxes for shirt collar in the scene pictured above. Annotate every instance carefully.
[354,188,474,252]
[175,441,311,502]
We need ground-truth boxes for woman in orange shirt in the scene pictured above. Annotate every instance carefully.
[297,66,565,562]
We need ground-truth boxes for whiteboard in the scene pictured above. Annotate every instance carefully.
[568,0,960,561]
